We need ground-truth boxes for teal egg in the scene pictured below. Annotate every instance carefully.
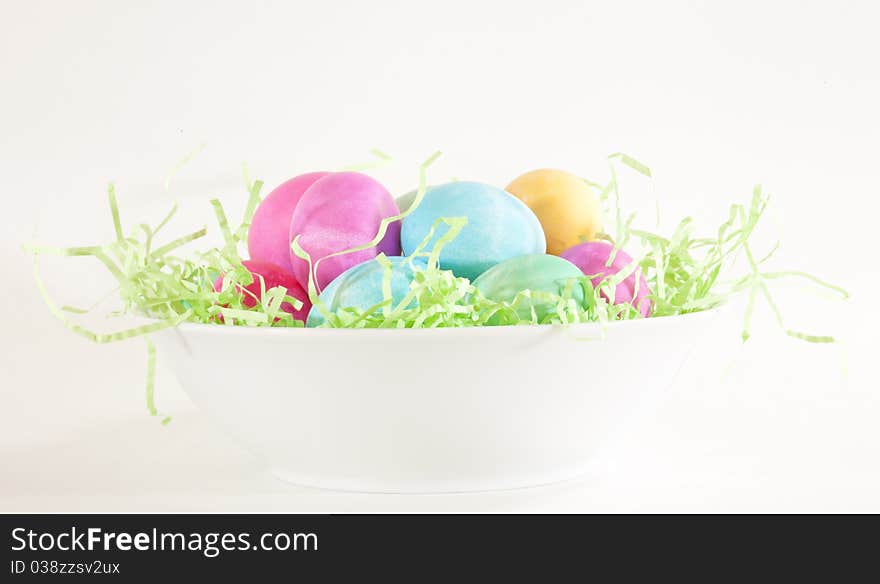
[400,181,545,281]
[472,254,585,321]
[306,256,427,327]
[395,189,419,213]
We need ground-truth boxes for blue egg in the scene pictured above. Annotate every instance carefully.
[400,181,546,281]
[306,256,427,327]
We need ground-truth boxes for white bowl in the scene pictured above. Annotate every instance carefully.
[154,309,720,493]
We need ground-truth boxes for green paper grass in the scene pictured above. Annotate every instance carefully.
[24,151,848,417]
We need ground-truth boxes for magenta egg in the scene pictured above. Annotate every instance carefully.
[289,172,401,291]
[213,259,311,322]
[561,241,652,317]
[247,172,330,274]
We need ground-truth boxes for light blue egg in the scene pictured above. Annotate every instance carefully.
[397,184,443,213]
[306,256,427,327]
[400,181,546,281]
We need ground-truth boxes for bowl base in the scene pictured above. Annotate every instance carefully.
[267,466,594,495]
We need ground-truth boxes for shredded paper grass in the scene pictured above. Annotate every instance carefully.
[24,151,848,418]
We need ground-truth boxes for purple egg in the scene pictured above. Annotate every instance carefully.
[289,172,401,291]
[247,172,330,273]
[561,241,652,317]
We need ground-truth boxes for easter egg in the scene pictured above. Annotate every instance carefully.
[506,169,602,256]
[472,254,585,321]
[400,181,545,281]
[289,172,401,291]
[307,256,427,327]
[561,241,651,317]
[395,189,419,213]
[213,259,311,322]
[394,186,440,214]
[247,172,330,274]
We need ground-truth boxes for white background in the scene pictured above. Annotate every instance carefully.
[1,0,878,511]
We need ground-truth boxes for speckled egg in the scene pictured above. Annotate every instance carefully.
[472,253,585,320]
[506,169,602,255]
[306,256,427,327]
[289,172,401,291]
[561,241,651,316]
[400,181,545,281]
[247,172,329,274]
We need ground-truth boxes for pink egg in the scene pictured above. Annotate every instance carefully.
[247,172,330,273]
[561,241,652,317]
[213,259,311,322]
[289,172,401,290]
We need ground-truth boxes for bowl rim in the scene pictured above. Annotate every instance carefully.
[163,304,724,338]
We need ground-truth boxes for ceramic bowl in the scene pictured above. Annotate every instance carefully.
[153,309,720,493]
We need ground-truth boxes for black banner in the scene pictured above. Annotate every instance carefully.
[0,514,874,579]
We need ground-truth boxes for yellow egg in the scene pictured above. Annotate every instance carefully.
[505,169,602,256]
